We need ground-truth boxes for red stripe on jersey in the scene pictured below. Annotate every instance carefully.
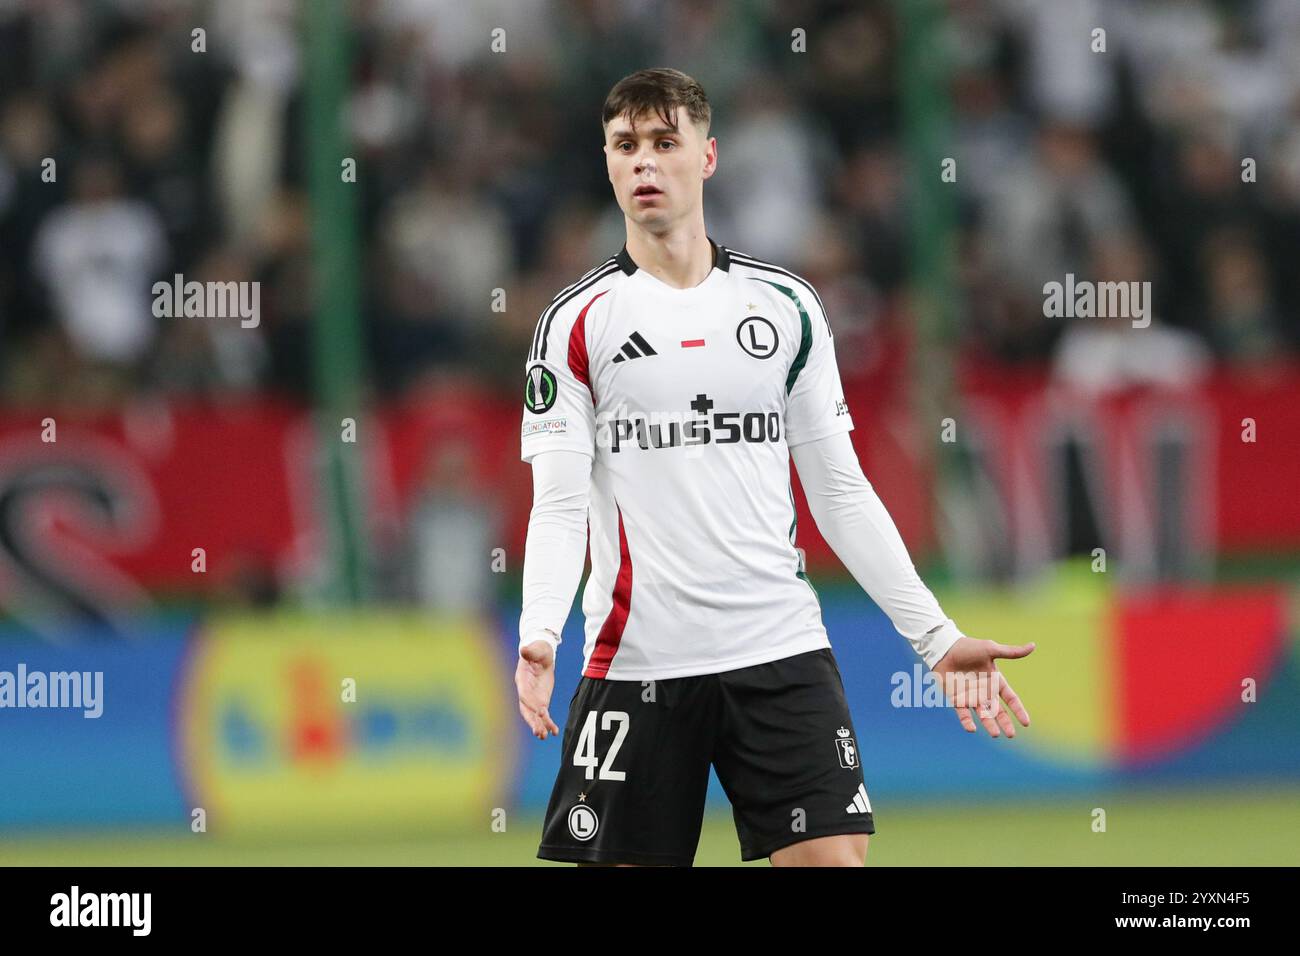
[680,338,706,348]
[568,290,608,399]
[585,506,632,679]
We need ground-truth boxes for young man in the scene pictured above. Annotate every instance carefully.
[516,68,1033,867]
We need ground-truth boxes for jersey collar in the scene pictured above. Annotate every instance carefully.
[616,237,731,277]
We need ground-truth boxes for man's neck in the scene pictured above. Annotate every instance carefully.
[624,225,714,290]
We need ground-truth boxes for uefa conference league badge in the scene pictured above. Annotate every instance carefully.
[525,363,558,414]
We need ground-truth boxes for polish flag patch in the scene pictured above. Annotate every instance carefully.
[681,339,706,348]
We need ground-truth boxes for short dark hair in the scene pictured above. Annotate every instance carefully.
[601,68,711,138]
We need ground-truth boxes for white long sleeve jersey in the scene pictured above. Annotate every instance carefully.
[519,238,961,680]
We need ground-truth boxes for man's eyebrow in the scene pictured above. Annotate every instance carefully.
[608,126,681,141]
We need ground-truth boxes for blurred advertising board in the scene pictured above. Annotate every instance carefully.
[0,612,513,834]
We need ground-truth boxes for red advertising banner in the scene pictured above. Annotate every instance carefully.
[0,363,1295,615]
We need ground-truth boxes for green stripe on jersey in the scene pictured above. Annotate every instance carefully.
[787,480,819,603]
[787,481,798,543]
[756,279,813,394]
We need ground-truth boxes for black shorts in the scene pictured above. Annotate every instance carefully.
[537,647,875,866]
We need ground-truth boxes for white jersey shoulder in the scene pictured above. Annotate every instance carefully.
[527,256,624,364]
[725,247,835,339]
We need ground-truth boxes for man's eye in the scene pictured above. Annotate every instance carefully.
[658,141,675,149]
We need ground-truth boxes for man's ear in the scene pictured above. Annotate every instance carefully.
[702,136,718,180]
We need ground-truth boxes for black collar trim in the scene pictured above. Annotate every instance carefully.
[615,244,637,275]
[615,237,730,276]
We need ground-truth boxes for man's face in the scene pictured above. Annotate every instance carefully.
[604,106,716,230]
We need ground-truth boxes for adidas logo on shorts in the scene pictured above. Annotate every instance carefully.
[845,782,872,815]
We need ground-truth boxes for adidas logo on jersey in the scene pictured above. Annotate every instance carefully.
[845,783,872,815]
[611,331,658,363]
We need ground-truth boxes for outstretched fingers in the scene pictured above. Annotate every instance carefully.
[518,700,542,737]
[954,705,977,733]
[1000,674,1031,727]
[518,700,559,739]
[991,701,1017,737]
[975,695,1002,737]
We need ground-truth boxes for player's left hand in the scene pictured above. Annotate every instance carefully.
[930,637,1034,738]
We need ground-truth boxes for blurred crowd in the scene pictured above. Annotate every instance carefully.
[1,0,1298,412]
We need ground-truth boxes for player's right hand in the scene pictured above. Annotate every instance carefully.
[516,640,561,740]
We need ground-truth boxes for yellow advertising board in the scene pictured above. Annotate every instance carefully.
[179,610,510,836]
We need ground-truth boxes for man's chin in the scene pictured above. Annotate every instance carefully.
[629,205,670,226]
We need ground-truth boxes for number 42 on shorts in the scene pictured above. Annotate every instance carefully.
[573,710,630,781]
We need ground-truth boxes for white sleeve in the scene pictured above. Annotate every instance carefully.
[791,430,963,668]
[783,282,854,448]
[518,449,592,656]
[521,301,598,462]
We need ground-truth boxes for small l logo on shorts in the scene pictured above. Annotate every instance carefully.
[835,727,859,769]
[568,804,599,841]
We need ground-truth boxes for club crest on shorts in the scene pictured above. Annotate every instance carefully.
[568,803,599,841]
[835,726,859,769]
[525,363,558,413]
